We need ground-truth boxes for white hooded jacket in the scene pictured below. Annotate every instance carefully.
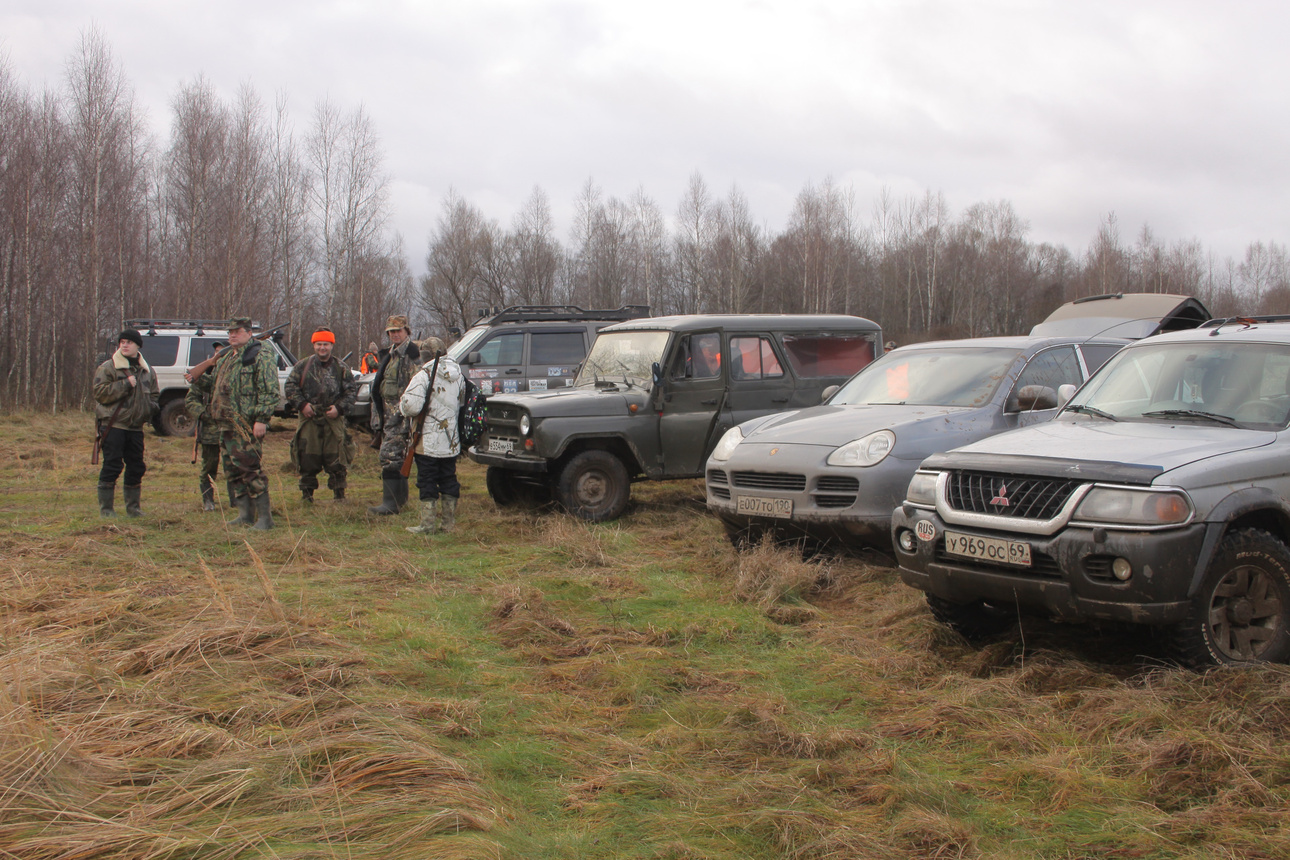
[399,355,464,458]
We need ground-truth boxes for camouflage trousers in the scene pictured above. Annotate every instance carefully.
[291,415,353,492]
[377,402,411,476]
[199,442,221,491]
[220,428,268,498]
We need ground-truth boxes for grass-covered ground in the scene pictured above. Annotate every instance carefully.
[2,412,1288,859]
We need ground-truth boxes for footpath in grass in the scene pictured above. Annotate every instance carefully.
[1,412,1288,859]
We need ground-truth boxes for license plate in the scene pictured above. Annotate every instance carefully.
[487,438,514,454]
[944,531,1031,567]
[736,495,793,518]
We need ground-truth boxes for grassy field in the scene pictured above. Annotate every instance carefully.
[2,412,1288,860]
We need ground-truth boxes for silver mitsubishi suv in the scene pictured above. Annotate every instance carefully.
[892,315,1290,667]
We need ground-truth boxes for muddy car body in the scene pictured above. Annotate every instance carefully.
[470,314,884,521]
[892,316,1290,667]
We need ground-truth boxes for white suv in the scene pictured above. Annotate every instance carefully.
[124,319,298,436]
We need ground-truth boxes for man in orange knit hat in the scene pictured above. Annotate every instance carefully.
[285,326,358,503]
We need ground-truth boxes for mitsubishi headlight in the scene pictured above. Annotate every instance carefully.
[1074,486,1192,526]
[905,470,939,507]
[827,430,895,467]
[710,426,744,461]
[518,413,531,435]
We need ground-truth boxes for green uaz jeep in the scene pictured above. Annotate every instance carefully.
[469,314,883,521]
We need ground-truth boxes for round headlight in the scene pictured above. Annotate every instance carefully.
[710,426,744,462]
[518,413,531,435]
[826,430,895,467]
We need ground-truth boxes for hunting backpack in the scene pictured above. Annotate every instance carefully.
[458,378,488,451]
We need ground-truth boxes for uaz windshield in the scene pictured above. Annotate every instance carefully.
[576,331,670,389]
[829,347,1021,407]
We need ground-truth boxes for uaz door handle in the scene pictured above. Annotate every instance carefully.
[505,369,523,374]
[771,397,789,403]
[701,398,718,405]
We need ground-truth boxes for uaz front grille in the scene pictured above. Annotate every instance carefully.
[946,471,1078,520]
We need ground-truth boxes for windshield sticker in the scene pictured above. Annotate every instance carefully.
[529,379,548,391]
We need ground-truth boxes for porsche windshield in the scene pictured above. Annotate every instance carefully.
[829,347,1021,407]
[1069,341,1290,428]
[576,330,670,389]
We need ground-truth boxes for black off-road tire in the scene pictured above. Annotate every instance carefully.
[1169,528,1290,668]
[926,594,1015,641]
[156,397,196,437]
[486,466,521,507]
[555,450,630,522]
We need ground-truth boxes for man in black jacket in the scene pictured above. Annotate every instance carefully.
[92,328,159,516]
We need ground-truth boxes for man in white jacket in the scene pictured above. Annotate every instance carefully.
[398,337,464,535]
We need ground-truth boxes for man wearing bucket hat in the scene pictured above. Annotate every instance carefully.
[209,316,280,529]
[368,314,421,515]
[92,327,160,516]
[285,326,358,503]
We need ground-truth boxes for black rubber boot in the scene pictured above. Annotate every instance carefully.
[226,480,237,509]
[201,482,216,511]
[228,494,255,526]
[123,485,143,517]
[367,476,401,515]
[252,492,274,530]
[98,483,116,517]
[301,487,314,504]
[333,487,345,502]
[394,477,409,512]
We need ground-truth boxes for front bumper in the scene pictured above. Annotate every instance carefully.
[890,506,1212,625]
[705,450,919,548]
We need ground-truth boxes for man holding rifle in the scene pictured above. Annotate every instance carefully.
[209,316,280,530]
[399,336,463,536]
[285,326,358,503]
[92,328,159,517]
[185,341,229,511]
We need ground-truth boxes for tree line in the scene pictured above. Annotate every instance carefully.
[3,30,1288,412]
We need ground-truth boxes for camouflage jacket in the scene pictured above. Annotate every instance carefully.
[184,371,221,444]
[93,351,160,429]
[285,355,357,416]
[376,339,421,406]
[209,340,279,428]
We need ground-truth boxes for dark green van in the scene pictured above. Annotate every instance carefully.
[469,314,883,521]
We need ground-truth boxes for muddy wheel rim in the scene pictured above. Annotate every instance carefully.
[1207,564,1284,660]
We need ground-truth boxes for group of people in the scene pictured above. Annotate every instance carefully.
[92,314,465,537]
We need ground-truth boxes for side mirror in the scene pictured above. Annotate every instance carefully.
[464,351,481,366]
[1008,384,1059,412]
[821,384,840,403]
[651,362,663,387]
[1057,383,1078,408]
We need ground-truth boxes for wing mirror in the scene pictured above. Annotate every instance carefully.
[651,362,663,387]
[1057,383,1078,408]
[464,351,481,366]
[1008,384,1059,412]
[820,384,840,403]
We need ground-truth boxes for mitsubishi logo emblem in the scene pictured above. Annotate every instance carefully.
[989,482,1011,507]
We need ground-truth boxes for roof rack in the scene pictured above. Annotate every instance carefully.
[125,318,256,336]
[473,305,651,325]
[1071,293,1124,304]
[1201,315,1290,331]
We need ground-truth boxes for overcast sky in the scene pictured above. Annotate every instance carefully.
[4,0,1286,273]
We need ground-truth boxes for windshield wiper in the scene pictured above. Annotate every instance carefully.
[1065,404,1118,421]
[1141,409,1240,427]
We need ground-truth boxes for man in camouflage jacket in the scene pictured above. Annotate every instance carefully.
[184,341,231,512]
[285,326,358,503]
[209,317,280,529]
[368,314,421,515]
[92,328,160,517]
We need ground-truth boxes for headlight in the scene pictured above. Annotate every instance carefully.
[827,430,895,467]
[905,470,938,506]
[710,426,744,461]
[1074,487,1192,526]
[518,413,531,435]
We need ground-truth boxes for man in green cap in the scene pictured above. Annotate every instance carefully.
[368,314,420,515]
[185,340,232,511]
[209,317,280,529]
